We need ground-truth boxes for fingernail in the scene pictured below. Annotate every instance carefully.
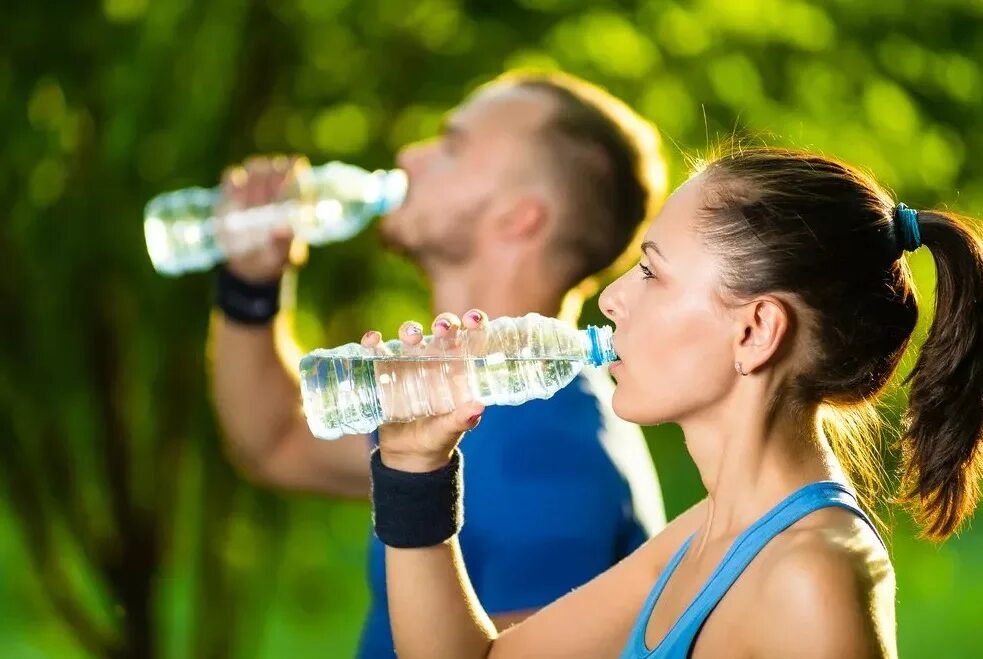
[405,324,422,335]
[466,311,482,324]
[468,414,482,427]
[362,331,375,341]
[435,318,451,331]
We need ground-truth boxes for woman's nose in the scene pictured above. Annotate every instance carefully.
[598,279,623,324]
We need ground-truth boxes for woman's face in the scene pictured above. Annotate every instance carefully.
[599,174,740,426]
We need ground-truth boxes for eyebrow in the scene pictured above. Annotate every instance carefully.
[641,240,668,262]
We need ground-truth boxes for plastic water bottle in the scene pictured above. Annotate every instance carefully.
[143,162,407,276]
[298,313,618,440]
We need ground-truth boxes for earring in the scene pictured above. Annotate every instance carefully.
[735,361,748,376]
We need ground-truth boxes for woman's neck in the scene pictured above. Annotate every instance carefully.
[680,382,846,547]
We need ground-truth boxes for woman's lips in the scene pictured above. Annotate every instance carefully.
[609,336,623,374]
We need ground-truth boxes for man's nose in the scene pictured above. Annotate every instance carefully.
[396,139,434,175]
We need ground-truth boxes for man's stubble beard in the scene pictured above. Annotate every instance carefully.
[380,196,490,270]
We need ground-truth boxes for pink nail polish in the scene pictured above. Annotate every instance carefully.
[466,311,482,324]
[435,319,451,331]
[405,324,422,335]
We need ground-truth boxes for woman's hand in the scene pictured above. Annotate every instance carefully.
[367,310,488,473]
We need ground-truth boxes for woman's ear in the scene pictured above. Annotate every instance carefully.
[733,295,790,374]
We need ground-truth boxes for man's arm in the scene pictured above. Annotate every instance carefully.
[207,156,372,498]
[209,312,371,497]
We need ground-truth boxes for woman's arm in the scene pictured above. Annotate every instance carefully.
[371,311,705,659]
[384,487,708,659]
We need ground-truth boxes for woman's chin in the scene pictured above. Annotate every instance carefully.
[612,394,671,426]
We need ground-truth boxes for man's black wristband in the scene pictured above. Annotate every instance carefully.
[215,265,281,325]
[370,448,464,548]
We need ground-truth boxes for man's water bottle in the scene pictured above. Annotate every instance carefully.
[298,313,618,440]
[144,162,407,276]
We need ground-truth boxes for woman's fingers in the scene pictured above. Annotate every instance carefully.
[360,330,382,348]
[428,312,461,359]
[461,308,487,331]
[365,312,490,419]
[398,321,425,358]
[432,312,460,336]
[461,308,489,358]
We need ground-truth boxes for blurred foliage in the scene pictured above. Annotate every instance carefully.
[1,0,982,657]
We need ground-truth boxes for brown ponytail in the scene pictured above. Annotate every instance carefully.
[901,211,983,539]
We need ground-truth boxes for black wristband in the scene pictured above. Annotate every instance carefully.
[215,265,281,325]
[370,448,464,548]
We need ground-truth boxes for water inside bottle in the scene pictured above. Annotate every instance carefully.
[144,165,407,276]
[299,351,583,440]
[298,316,615,439]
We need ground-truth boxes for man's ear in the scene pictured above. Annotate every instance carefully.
[495,195,549,241]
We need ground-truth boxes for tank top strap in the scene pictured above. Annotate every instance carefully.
[658,481,884,656]
[619,535,694,659]
[622,481,884,658]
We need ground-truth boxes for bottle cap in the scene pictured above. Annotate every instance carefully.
[585,325,618,366]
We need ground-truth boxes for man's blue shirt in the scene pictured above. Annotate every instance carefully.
[357,372,662,658]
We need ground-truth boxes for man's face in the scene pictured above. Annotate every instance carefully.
[380,84,555,268]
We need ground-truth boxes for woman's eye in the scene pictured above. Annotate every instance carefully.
[638,263,656,280]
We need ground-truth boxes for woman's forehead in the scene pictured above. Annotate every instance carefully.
[643,175,708,249]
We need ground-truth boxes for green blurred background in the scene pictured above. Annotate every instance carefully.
[2,0,982,657]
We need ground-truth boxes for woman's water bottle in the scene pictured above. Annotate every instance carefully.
[144,161,407,276]
[298,313,618,440]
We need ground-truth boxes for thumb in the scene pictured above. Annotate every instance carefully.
[269,227,296,261]
[441,400,485,436]
[270,225,294,244]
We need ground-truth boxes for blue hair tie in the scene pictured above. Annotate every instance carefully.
[894,203,921,252]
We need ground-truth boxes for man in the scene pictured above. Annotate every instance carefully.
[209,70,667,658]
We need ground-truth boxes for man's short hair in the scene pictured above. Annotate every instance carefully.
[497,70,669,292]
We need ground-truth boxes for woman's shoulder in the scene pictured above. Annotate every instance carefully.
[764,507,891,583]
[745,510,896,658]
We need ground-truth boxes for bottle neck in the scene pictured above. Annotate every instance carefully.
[372,168,407,215]
[294,162,407,215]
[581,325,617,366]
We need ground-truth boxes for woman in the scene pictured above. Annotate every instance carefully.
[362,149,983,658]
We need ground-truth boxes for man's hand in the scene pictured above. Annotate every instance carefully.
[219,155,309,283]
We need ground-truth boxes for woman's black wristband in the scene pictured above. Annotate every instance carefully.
[370,448,464,548]
[215,265,280,325]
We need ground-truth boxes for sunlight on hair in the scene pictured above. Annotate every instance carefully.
[817,400,897,534]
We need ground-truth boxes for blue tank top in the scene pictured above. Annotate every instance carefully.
[620,481,885,659]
